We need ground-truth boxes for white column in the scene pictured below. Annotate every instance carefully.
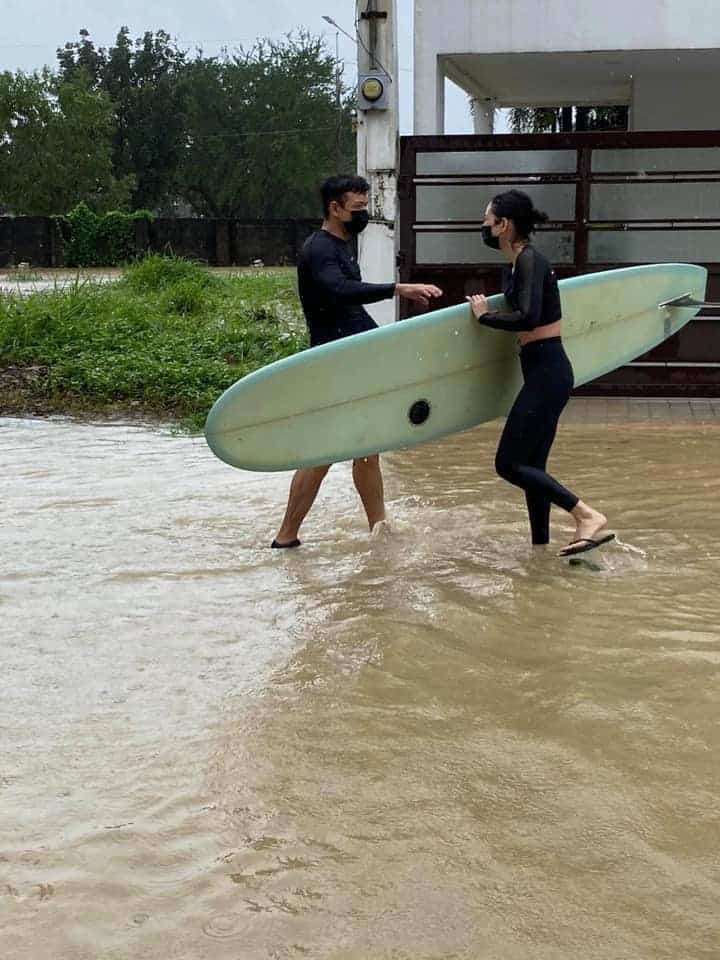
[356,0,400,326]
[435,59,447,135]
[472,98,495,134]
[413,54,445,135]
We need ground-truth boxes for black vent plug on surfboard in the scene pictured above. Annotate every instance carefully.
[408,399,431,425]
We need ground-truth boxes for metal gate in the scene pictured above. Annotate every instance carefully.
[398,131,720,397]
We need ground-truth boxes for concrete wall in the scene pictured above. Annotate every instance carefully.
[0,218,63,268]
[0,218,320,269]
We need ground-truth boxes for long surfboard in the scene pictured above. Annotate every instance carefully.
[205,263,707,472]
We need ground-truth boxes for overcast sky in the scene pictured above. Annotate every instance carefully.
[2,0,474,134]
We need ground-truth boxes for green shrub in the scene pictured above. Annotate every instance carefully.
[122,254,218,293]
[59,203,153,267]
[0,262,306,430]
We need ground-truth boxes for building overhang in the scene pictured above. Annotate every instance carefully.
[441,48,720,106]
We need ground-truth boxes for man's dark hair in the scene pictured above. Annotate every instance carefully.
[320,175,370,216]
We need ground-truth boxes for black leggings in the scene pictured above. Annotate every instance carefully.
[495,338,579,544]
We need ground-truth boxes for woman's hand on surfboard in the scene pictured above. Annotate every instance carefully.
[467,294,490,318]
[395,283,443,308]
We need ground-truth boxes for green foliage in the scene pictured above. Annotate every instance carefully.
[0,69,133,215]
[177,33,357,218]
[0,259,306,429]
[509,105,629,134]
[3,26,355,219]
[60,202,153,267]
[58,27,188,211]
[120,254,218,293]
[52,27,354,217]
[98,209,152,264]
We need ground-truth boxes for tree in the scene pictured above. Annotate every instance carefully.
[509,105,629,133]
[57,28,188,211]
[2,27,355,218]
[177,33,357,219]
[0,69,133,215]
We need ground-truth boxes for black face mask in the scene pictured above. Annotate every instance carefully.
[481,224,501,250]
[344,209,370,236]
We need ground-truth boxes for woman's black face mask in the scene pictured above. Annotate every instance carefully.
[481,223,501,250]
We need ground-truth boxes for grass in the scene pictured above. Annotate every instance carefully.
[0,256,307,431]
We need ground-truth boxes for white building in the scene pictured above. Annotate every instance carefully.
[358,1,720,295]
[356,1,720,396]
[415,0,720,135]
[357,0,720,396]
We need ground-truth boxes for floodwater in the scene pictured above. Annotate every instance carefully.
[0,273,120,297]
[2,414,719,960]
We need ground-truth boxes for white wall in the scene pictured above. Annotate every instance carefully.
[631,73,717,130]
[414,0,720,134]
[415,0,720,58]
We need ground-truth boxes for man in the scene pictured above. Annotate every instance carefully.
[272,174,443,548]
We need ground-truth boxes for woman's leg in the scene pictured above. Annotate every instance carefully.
[495,379,577,541]
[496,346,609,550]
[523,422,560,545]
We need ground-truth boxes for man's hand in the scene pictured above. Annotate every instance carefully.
[395,283,443,308]
[466,294,490,319]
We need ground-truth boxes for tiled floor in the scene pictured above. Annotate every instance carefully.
[562,398,720,424]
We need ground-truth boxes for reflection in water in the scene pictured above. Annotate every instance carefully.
[2,416,719,959]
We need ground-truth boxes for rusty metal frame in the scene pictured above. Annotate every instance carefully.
[398,130,720,395]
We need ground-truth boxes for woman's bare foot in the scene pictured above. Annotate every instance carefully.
[568,501,608,545]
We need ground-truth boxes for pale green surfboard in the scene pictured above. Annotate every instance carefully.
[205,263,707,472]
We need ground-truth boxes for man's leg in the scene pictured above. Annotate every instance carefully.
[273,465,331,547]
[352,455,386,530]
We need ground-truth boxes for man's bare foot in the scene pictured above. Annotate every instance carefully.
[370,518,392,538]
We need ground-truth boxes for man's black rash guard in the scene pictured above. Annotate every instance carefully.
[297,230,396,347]
[480,245,562,332]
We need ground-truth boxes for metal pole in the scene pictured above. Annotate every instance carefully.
[335,31,342,171]
[355,0,399,325]
[367,0,378,70]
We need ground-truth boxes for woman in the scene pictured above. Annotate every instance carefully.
[467,189,612,558]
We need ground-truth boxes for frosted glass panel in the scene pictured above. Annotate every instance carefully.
[588,230,720,263]
[417,150,576,175]
[592,148,720,173]
[416,231,575,265]
[591,182,720,220]
[418,183,576,221]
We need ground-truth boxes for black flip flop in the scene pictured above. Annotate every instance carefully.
[559,532,615,558]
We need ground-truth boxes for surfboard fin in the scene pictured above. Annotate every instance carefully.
[659,293,720,309]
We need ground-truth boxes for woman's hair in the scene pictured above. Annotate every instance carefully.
[490,189,549,239]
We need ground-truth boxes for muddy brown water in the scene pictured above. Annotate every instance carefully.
[2,415,719,959]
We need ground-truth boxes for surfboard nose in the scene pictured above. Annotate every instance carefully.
[204,395,239,467]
